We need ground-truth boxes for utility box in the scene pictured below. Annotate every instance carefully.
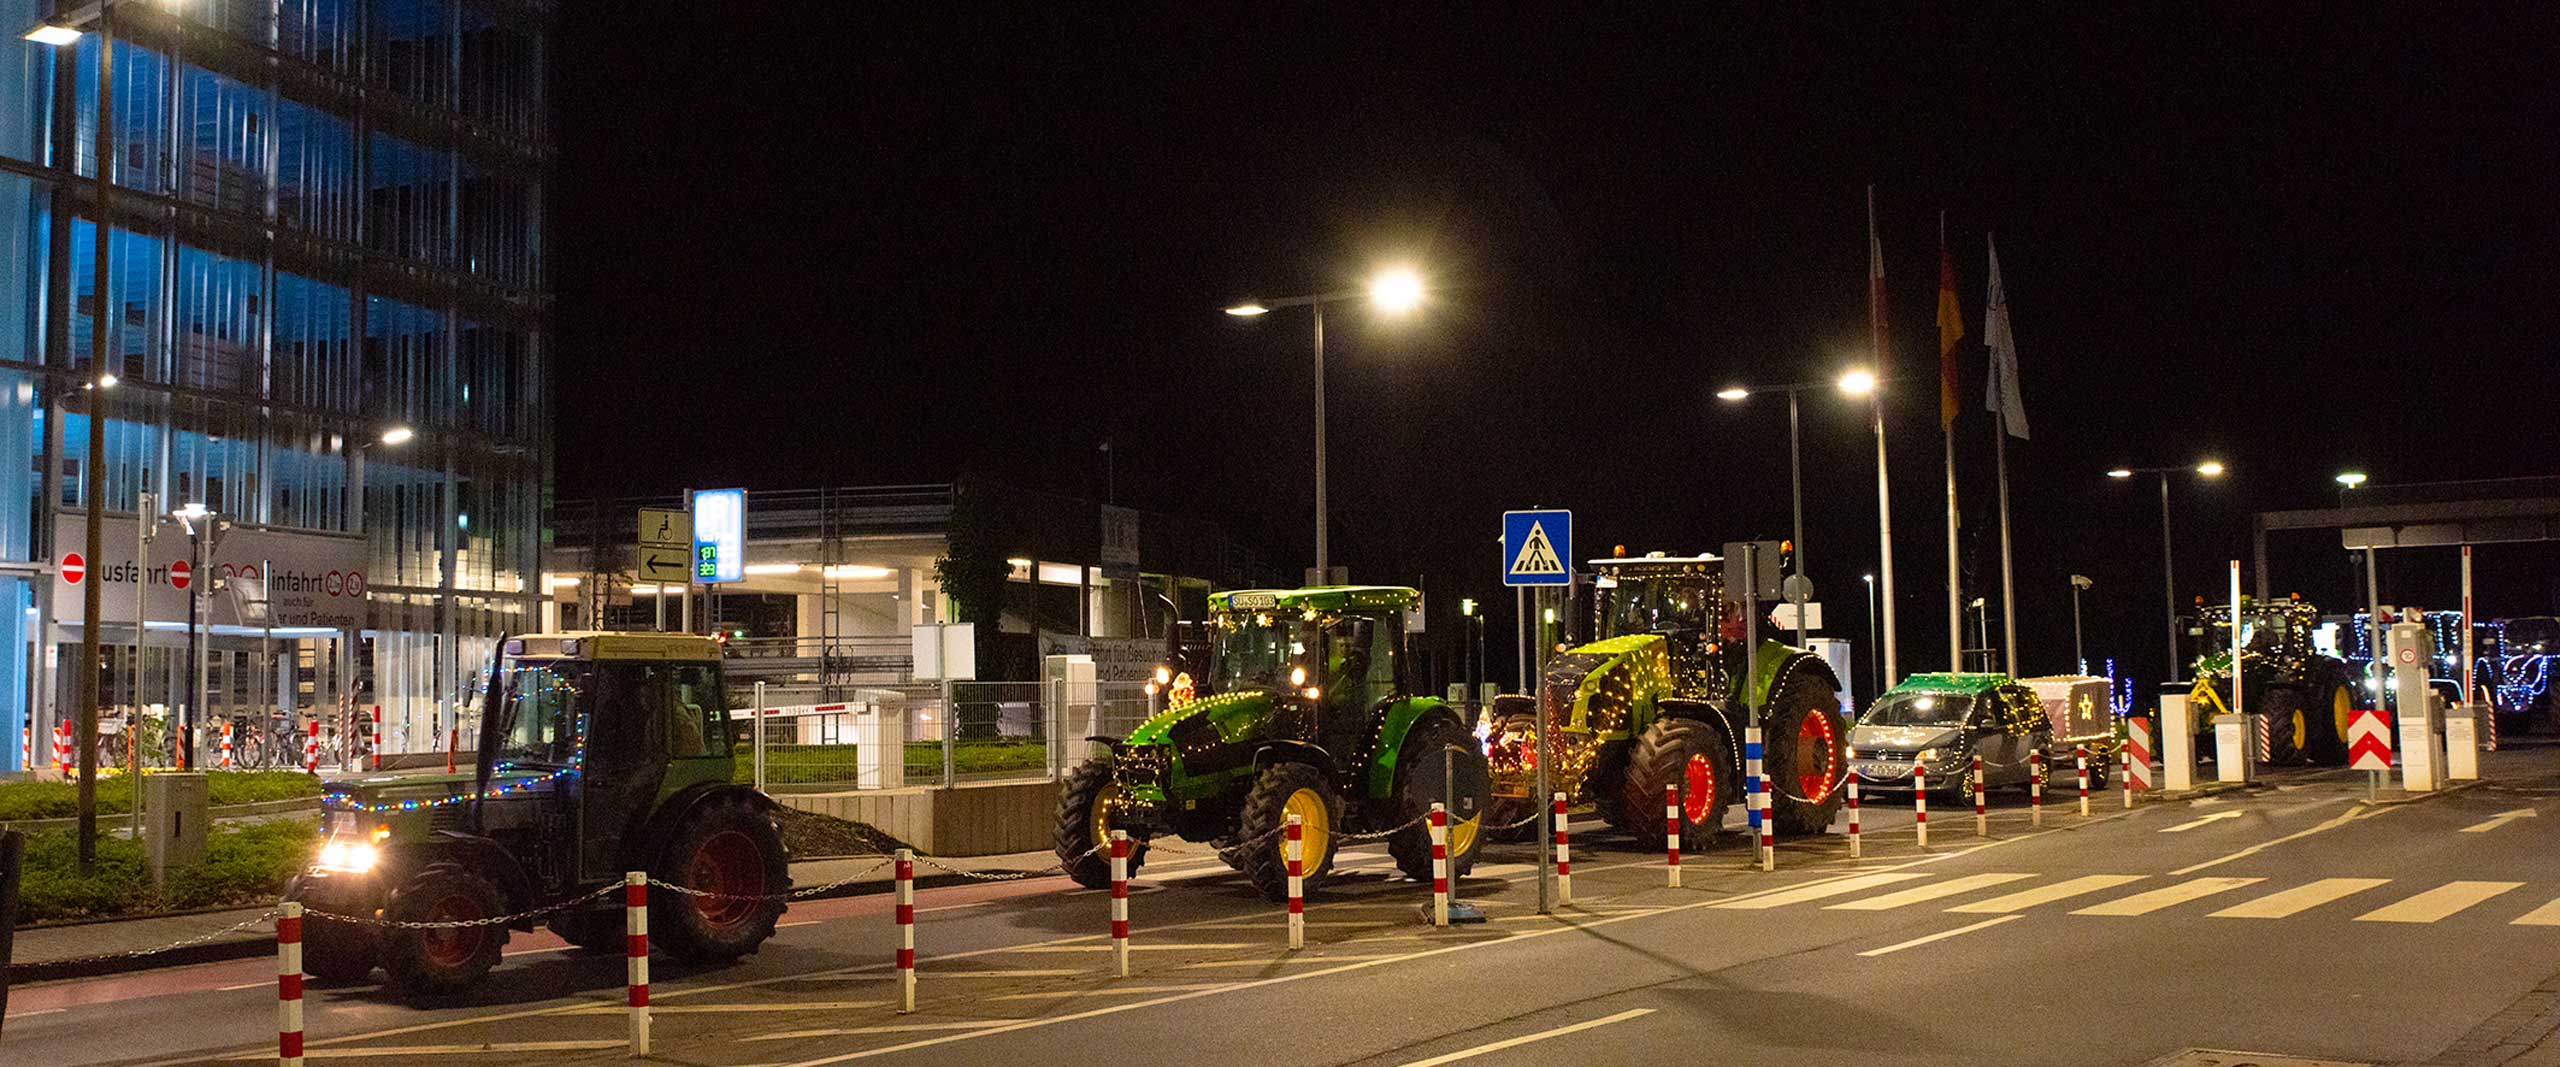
[2213,714,2255,784]
[1043,654,1099,778]
[2445,703,2481,780]
[2391,621,2442,792]
[2160,690,2197,792]
[852,700,907,790]
[1806,637,1857,715]
[144,772,209,886]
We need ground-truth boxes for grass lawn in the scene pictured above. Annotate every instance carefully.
[0,770,322,823]
[10,817,319,924]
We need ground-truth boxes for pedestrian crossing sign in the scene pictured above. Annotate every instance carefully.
[1502,510,1572,587]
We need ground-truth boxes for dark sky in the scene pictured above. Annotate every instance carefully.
[550,7,2560,694]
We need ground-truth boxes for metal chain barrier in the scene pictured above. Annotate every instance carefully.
[650,857,895,902]
[1486,807,1547,832]
[300,882,623,930]
[26,909,284,968]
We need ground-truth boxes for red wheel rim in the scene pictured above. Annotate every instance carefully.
[688,830,766,929]
[419,892,486,968]
[1680,753,1717,823]
[1795,711,1840,802]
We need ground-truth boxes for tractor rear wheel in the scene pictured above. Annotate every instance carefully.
[653,794,790,964]
[2258,690,2304,765]
[1055,756,1148,889]
[1237,762,1339,901]
[1481,712,1543,842]
[1765,671,1848,836]
[379,864,507,996]
[2298,674,2353,763]
[1621,714,1733,852]
[1387,717,1491,884]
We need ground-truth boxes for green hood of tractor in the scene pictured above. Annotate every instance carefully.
[1545,633,1673,739]
[1124,689,1275,750]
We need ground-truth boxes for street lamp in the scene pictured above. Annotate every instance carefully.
[1716,375,1865,650]
[1862,574,1878,705]
[2069,574,2094,673]
[2107,460,2227,688]
[1223,267,1426,580]
[168,503,230,772]
[1843,366,1896,688]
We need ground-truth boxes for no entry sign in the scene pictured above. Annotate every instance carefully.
[60,552,85,584]
[2347,709,2394,771]
[169,559,192,590]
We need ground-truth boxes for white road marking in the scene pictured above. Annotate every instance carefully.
[2356,881,2524,923]
[2511,898,2560,926]
[2159,811,2245,833]
[217,981,270,991]
[2209,878,2391,919]
[1002,943,1252,953]
[1393,1008,1657,1066]
[1709,872,1926,909]
[559,999,884,1015]
[1856,915,2025,957]
[13,1008,66,1017]
[2458,808,2539,833]
[985,983,1235,1001]
[502,946,572,957]
[1177,954,1406,968]
[1826,873,2034,911]
[2171,803,2399,875]
[798,969,1087,981]
[1947,875,2147,914]
[223,1040,628,1060]
[746,1022,1008,1041]
[915,901,992,914]
[775,920,821,928]
[2071,877,2263,916]
[1192,920,1394,930]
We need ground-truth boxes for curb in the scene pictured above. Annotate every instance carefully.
[0,795,323,836]
[2357,777,2489,807]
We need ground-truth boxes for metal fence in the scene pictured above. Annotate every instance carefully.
[729,680,1164,791]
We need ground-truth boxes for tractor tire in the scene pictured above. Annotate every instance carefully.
[1387,717,1492,884]
[1236,762,1340,901]
[1055,756,1148,889]
[1620,714,1733,853]
[379,863,508,997]
[292,884,379,983]
[546,910,624,954]
[2257,695,2303,766]
[2300,672,2354,764]
[1586,738,1637,833]
[652,793,790,965]
[1764,670,1849,836]
[1481,712,1543,842]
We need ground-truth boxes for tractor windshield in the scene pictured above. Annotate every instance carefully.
[1204,612,1307,693]
[1863,691,1970,728]
[1595,574,1710,641]
[2209,610,2292,654]
[489,659,590,768]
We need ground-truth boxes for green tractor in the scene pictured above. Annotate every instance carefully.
[1482,552,1849,851]
[1055,586,1492,900]
[287,632,790,996]
[2187,596,2360,765]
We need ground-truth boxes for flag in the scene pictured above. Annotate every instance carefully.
[1868,186,1888,372]
[1936,214,1964,428]
[1984,234,2027,439]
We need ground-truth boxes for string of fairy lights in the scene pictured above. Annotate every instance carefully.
[323,672,587,815]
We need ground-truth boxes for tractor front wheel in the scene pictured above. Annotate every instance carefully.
[1387,717,1491,884]
[1622,714,1733,853]
[1237,763,1339,901]
[1055,757,1147,889]
[1764,671,1848,836]
[653,794,790,964]
[379,864,507,997]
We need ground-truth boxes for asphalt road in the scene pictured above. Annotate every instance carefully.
[15,744,2560,1067]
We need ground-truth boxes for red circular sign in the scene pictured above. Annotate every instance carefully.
[324,570,343,596]
[345,571,365,598]
[169,559,191,590]
[60,552,85,584]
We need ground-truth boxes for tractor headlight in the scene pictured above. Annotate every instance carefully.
[315,839,378,873]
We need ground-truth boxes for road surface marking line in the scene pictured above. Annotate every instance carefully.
[745,1022,1008,1041]
[217,981,269,991]
[1857,915,2025,957]
[1711,872,1927,909]
[1947,875,2147,914]
[2159,811,2246,833]
[915,901,992,914]
[1002,943,1252,953]
[2459,809,2539,833]
[985,984,1235,1001]
[2511,898,2560,926]
[2209,878,2392,919]
[2171,803,2400,876]
[558,1000,886,1015]
[501,946,572,957]
[221,1039,629,1060]
[1826,873,2034,911]
[2355,881,2524,923]
[1191,920,1396,929]
[1345,933,1519,945]
[2070,877,2263,916]
[1392,1008,1658,1067]
[1177,954,1406,968]
[13,1008,65,1017]
[776,920,822,928]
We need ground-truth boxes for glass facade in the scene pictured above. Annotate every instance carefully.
[0,0,549,769]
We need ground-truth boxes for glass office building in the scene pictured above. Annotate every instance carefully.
[0,0,548,769]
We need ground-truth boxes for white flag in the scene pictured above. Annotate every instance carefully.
[1983,234,2027,439]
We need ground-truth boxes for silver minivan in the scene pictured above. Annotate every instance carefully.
[1845,679,2055,796]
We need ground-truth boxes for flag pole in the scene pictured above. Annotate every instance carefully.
[1983,232,2026,678]
[1869,186,1899,689]
[1937,211,1963,675]
[1995,413,2019,676]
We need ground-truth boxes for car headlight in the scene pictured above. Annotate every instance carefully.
[1915,747,1940,764]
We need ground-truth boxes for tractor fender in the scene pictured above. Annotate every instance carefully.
[1655,697,1744,771]
[1251,739,1342,781]
[380,831,540,917]
[1364,699,1471,800]
[634,781,784,869]
[1744,641,1844,710]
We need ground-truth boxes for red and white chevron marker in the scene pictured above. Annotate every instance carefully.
[1552,793,1572,906]
[1109,830,1131,977]
[1845,775,1862,858]
[2126,715,2155,792]
[894,849,916,1012]
[1283,814,1304,949]
[1664,784,1682,887]
[624,871,650,1056]
[303,721,321,774]
[1972,754,1988,837]
[2031,751,2046,827]
[1913,765,1929,848]
[2076,744,2090,817]
[276,901,304,1067]
[2347,709,2395,771]
[1429,803,1450,927]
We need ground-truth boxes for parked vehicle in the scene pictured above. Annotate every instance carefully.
[1847,673,2070,795]
[2189,596,2359,765]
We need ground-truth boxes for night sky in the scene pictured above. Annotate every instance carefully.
[549,8,2560,694]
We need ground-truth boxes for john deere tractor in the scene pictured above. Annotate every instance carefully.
[1482,552,1849,851]
[1055,586,1491,900]
[288,632,790,997]
[2188,596,2359,764]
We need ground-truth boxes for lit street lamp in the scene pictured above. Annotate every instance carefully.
[2106,460,2226,686]
[1839,368,1897,688]
[1225,267,1426,580]
[1716,372,1879,651]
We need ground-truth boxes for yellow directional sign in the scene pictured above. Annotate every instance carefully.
[638,509,693,583]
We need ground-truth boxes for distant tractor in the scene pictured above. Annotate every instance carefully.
[2188,597,2360,765]
[1055,586,1492,900]
[1482,551,1849,851]
[289,633,790,997]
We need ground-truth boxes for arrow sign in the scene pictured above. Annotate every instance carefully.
[637,548,691,583]
[2160,811,2245,833]
[2346,709,2394,771]
[2458,809,2539,834]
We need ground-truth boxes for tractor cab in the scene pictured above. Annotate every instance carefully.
[1588,554,1730,700]
[1196,588,1410,752]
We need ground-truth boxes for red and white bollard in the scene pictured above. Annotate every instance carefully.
[368,706,382,772]
[1913,764,1930,848]
[303,721,321,775]
[624,871,650,1057]
[1846,775,1862,858]
[1429,803,1450,927]
[1109,830,1131,977]
[1284,814,1304,949]
[2076,744,2090,817]
[2122,747,2134,809]
[51,720,72,774]
[220,721,235,770]
[2031,751,2046,827]
[276,901,304,1067]
[1664,784,1682,888]
[894,849,916,1012]
[1746,726,1770,872]
[1552,793,1572,907]
[1972,754,1988,837]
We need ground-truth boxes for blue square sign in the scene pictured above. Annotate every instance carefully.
[1501,509,1572,587]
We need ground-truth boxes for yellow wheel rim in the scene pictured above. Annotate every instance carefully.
[2290,709,2308,752]
[1283,787,1330,867]
[2332,685,2354,744]
[1447,812,1479,860]
[1089,782,1120,853]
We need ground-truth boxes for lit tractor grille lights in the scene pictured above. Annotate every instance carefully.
[1114,746,1171,794]
[322,756,582,814]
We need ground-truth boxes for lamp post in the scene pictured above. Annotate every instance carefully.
[169,503,228,771]
[2335,471,2380,691]
[1862,574,1878,705]
[1717,378,1858,650]
[1841,369,1896,687]
[2107,460,2225,687]
[1225,267,1425,581]
[2069,574,2093,673]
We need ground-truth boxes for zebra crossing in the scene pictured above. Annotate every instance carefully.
[1709,870,2560,926]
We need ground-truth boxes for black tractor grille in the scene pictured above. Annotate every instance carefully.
[430,805,469,833]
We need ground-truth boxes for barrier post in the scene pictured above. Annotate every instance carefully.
[1845,775,1861,858]
[1284,814,1304,949]
[2031,750,2045,827]
[1972,754,1987,837]
[1429,803,1450,927]
[2122,748,2134,809]
[1664,784,1682,887]
[220,721,234,770]
[1744,726,1767,871]
[276,901,304,1067]
[624,871,649,1057]
[1914,765,1929,848]
[303,721,320,775]
[1552,793,1572,906]
[368,707,382,772]
[2076,744,2090,817]
[894,849,915,1012]
[1109,830,1130,977]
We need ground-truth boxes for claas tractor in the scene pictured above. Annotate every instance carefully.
[1482,552,1849,851]
[1055,586,1492,900]
[288,632,790,996]
[2188,596,2360,765]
